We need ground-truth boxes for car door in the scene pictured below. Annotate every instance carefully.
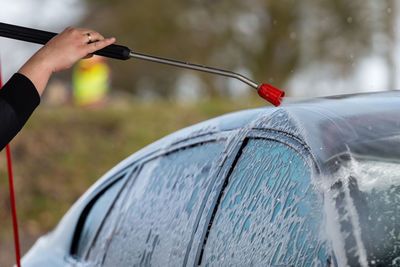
[197,130,335,266]
[81,131,241,266]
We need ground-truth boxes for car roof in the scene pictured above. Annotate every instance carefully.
[282,91,400,165]
[109,90,400,176]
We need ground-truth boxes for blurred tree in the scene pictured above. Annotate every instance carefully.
[83,0,396,98]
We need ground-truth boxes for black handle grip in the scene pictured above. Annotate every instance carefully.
[0,22,131,60]
[96,43,131,60]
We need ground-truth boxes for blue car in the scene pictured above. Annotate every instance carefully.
[22,91,400,266]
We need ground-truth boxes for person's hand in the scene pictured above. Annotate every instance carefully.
[36,27,115,73]
[18,26,115,95]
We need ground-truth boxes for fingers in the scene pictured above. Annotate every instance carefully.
[71,27,116,55]
[63,27,116,57]
[63,27,105,44]
[42,26,116,72]
[86,37,116,54]
[84,31,105,44]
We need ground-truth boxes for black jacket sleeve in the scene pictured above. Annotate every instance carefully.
[0,73,40,151]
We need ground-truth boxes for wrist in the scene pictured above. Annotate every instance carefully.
[18,51,53,96]
[31,47,56,76]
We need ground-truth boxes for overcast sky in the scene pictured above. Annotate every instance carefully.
[0,0,85,81]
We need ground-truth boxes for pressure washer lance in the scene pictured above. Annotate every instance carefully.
[0,22,285,106]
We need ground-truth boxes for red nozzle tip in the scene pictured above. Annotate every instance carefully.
[257,83,285,106]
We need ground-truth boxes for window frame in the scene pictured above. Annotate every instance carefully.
[76,130,245,266]
[69,165,136,259]
[193,128,320,266]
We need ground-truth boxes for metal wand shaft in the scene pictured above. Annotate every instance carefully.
[129,51,259,89]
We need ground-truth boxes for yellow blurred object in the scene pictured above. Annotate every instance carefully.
[72,56,110,107]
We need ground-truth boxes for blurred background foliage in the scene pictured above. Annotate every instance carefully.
[80,0,396,98]
[0,0,399,266]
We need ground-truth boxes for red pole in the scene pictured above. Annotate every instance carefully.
[6,145,21,267]
[0,58,21,267]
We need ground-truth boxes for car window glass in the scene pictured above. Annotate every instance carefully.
[358,181,400,265]
[201,139,328,266]
[73,177,125,259]
[87,141,225,266]
[328,159,400,266]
